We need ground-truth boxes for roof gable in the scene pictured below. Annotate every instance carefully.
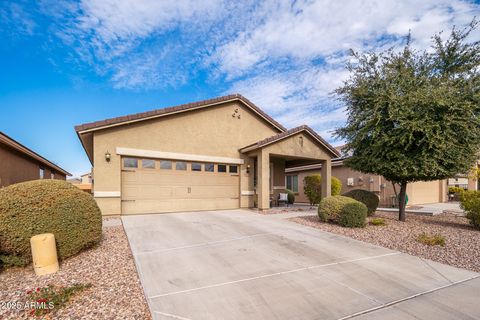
[240,125,340,158]
[75,94,286,133]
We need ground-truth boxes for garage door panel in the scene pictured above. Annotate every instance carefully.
[190,186,239,198]
[121,159,240,214]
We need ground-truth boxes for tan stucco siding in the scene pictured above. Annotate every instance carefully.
[263,133,332,160]
[92,101,280,215]
[290,165,447,206]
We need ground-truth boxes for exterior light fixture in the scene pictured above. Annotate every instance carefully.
[105,152,111,162]
[246,164,251,174]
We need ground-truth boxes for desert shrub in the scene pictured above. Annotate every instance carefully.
[0,180,102,267]
[318,195,358,222]
[331,176,342,196]
[304,174,322,205]
[338,202,367,228]
[448,186,465,194]
[460,190,480,229]
[370,217,386,226]
[304,174,344,205]
[416,232,446,246]
[343,189,379,216]
[285,189,295,204]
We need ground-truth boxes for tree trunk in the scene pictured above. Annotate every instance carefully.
[398,181,407,222]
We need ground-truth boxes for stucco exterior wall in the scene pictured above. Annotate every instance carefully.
[92,101,281,215]
[289,164,447,206]
[0,144,66,187]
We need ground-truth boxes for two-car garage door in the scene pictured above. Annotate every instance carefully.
[121,157,240,214]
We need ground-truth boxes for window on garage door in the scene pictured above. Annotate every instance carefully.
[142,159,155,169]
[191,163,202,171]
[123,158,138,168]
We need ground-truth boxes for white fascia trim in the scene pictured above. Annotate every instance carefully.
[116,147,245,165]
[241,190,255,195]
[94,191,121,198]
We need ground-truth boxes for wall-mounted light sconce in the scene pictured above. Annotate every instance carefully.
[246,164,251,174]
[105,151,111,162]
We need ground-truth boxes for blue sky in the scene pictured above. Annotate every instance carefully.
[1,0,479,177]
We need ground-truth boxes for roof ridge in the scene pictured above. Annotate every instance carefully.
[75,94,287,132]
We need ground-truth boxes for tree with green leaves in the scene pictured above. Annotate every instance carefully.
[334,21,480,221]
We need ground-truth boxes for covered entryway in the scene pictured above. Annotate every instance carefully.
[121,157,240,214]
[240,125,340,210]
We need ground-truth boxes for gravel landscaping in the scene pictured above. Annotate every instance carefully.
[0,221,150,319]
[290,211,480,272]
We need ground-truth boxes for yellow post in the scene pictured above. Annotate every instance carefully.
[30,233,59,276]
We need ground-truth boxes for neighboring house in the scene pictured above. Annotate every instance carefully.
[68,172,93,194]
[81,172,92,184]
[286,158,448,207]
[448,160,480,191]
[448,175,469,190]
[0,131,70,187]
[75,94,340,215]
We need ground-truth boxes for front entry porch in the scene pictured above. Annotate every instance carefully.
[239,126,340,210]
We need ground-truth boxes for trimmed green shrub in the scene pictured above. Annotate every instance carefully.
[331,176,342,196]
[304,174,343,205]
[0,180,102,267]
[343,189,379,216]
[338,202,367,228]
[460,190,480,229]
[304,174,322,205]
[318,195,358,222]
[285,189,295,204]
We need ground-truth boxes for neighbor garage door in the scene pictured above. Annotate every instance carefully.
[121,157,240,214]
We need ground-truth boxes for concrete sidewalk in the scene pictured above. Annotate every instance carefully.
[122,210,479,320]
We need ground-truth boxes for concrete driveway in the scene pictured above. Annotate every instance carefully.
[122,210,480,320]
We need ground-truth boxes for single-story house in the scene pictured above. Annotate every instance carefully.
[286,157,448,207]
[75,94,340,215]
[68,172,93,194]
[0,131,70,187]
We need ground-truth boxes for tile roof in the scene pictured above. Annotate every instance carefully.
[75,94,287,133]
[240,125,341,157]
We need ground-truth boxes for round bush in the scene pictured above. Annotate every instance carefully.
[0,180,102,267]
[285,189,295,204]
[343,189,379,216]
[338,202,367,228]
[318,195,358,222]
[331,177,342,196]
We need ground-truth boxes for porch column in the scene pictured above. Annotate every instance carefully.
[321,159,331,199]
[257,149,270,210]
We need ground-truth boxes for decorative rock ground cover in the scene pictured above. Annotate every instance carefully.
[290,211,480,272]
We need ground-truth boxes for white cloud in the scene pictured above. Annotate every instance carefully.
[3,0,479,139]
[212,0,479,77]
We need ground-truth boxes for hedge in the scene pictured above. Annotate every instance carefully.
[318,195,358,222]
[0,180,102,268]
[338,202,367,228]
[343,189,379,216]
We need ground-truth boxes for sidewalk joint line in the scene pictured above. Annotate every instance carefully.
[337,274,480,320]
[136,232,274,255]
[148,252,400,300]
